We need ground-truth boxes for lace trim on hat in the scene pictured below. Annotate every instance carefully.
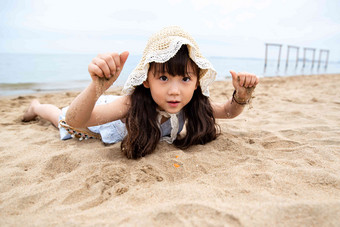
[122,27,217,97]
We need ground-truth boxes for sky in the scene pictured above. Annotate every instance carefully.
[1,0,339,61]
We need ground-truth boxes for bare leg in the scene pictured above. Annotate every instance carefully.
[22,99,61,128]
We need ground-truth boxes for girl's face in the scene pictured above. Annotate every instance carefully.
[143,64,198,114]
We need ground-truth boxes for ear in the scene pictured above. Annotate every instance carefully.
[143,80,150,88]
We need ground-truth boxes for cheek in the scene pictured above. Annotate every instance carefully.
[183,86,196,101]
[149,87,162,104]
[149,85,160,95]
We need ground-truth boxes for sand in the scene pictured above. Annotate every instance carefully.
[1,74,340,226]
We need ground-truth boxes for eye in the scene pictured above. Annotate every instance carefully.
[182,76,191,82]
[159,75,168,81]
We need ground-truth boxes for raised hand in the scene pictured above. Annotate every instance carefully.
[230,70,259,102]
[88,51,129,93]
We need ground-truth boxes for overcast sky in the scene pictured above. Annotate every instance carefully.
[1,0,339,61]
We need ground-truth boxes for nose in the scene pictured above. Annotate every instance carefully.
[168,81,180,96]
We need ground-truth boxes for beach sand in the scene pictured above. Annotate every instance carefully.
[1,74,340,226]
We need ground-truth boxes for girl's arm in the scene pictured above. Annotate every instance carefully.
[212,71,259,119]
[65,52,129,128]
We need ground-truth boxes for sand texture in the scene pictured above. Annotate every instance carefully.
[1,74,340,226]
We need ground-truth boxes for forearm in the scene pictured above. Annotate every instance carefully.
[213,71,258,119]
[212,98,245,119]
[65,82,101,127]
[213,90,250,119]
[224,97,245,118]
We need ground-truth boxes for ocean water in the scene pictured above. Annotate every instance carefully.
[0,53,339,96]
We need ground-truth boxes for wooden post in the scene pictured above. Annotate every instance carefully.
[303,48,306,68]
[277,45,282,70]
[303,47,316,69]
[285,46,290,69]
[296,48,299,69]
[264,44,268,70]
[311,48,316,69]
[317,49,322,70]
[286,45,299,70]
[324,50,330,69]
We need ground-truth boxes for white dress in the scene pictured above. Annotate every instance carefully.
[58,95,185,144]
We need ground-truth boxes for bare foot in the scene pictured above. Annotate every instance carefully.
[22,99,40,122]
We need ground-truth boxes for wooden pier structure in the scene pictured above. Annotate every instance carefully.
[264,43,330,73]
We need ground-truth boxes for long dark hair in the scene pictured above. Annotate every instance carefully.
[121,45,219,159]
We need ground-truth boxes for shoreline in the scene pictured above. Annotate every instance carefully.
[1,73,339,98]
[1,73,340,226]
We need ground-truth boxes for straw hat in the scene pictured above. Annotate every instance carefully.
[122,26,217,97]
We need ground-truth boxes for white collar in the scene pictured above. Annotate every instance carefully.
[157,110,180,144]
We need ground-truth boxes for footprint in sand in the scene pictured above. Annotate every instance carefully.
[247,172,274,187]
[136,164,164,183]
[261,138,302,150]
[62,164,129,210]
[5,192,45,214]
[43,154,80,176]
[153,204,242,226]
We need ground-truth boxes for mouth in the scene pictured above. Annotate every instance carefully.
[167,100,180,107]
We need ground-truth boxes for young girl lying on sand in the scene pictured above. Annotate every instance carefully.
[23,26,259,159]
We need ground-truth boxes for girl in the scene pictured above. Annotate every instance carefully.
[23,26,259,159]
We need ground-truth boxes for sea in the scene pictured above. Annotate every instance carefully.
[1,53,339,96]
